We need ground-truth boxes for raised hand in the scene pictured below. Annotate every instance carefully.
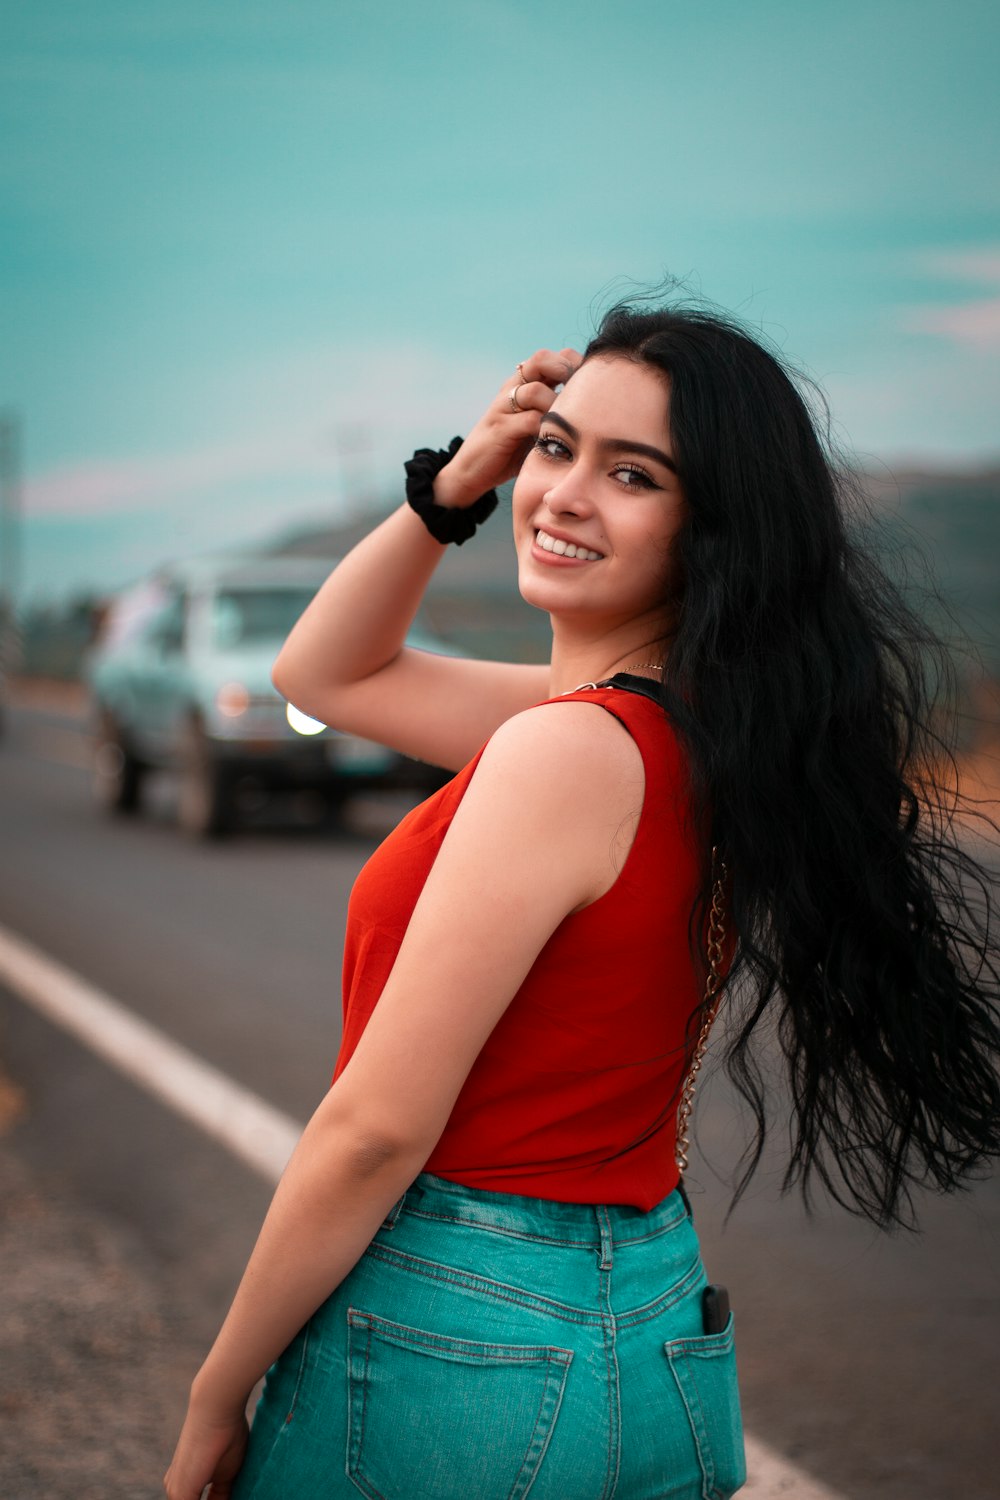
[434,347,582,509]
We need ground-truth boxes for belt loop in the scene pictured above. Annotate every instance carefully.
[596,1206,614,1270]
[677,1179,694,1221]
[381,1191,407,1231]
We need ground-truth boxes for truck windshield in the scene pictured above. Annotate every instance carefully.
[211,587,316,649]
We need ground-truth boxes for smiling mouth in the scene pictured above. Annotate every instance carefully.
[535,528,604,561]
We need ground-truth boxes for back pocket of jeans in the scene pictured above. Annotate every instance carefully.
[346,1309,573,1499]
[664,1316,746,1499]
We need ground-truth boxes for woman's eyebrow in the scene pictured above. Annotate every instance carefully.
[544,409,677,473]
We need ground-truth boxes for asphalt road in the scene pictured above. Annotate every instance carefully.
[1,688,998,1499]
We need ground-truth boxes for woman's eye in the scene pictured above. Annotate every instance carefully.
[534,434,570,460]
[612,464,657,490]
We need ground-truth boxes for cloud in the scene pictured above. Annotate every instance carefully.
[903,297,1000,349]
[230,340,507,434]
[901,246,1000,350]
[826,337,1000,465]
[919,250,1000,283]
[26,437,322,518]
[25,340,506,520]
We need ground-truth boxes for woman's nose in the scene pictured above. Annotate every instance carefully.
[543,465,594,516]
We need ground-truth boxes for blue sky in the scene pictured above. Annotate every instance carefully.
[2,0,998,604]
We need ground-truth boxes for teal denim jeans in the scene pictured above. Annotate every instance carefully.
[232,1173,746,1499]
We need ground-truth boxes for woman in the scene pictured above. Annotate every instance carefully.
[165,300,1000,1499]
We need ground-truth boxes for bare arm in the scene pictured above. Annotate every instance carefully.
[271,348,580,771]
[164,701,643,1499]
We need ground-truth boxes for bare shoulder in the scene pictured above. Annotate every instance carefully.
[447,699,644,909]
[474,698,644,806]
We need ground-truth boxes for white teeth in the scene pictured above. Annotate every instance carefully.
[536,529,602,561]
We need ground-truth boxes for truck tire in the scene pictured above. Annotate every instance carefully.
[178,722,234,839]
[93,713,145,815]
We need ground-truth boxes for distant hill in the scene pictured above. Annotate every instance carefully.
[265,466,1000,673]
[863,466,1000,667]
[265,482,554,664]
[20,465,997,725]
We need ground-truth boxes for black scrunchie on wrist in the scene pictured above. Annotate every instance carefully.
[404,436,499,546]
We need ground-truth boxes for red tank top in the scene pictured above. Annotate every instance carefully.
[334,686,707,1210]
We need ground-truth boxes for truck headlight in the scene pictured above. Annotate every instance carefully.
[216,682,250,717]
[286,702,326,736]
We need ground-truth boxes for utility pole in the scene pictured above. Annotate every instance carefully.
[333,421,374,513]
[0,408,23,737]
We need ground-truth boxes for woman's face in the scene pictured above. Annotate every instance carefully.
[512,355,685,633]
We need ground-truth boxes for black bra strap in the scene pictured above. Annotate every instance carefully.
[598,672,664,707]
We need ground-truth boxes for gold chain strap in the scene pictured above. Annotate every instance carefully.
[675,854,728,1174]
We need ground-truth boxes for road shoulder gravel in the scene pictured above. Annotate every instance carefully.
[0,1134,199,1499]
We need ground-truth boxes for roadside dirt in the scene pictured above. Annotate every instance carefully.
[0,1137,200,1499]
[7,677,87,716]
[954,742,1000,808]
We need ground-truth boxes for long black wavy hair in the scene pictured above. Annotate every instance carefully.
[585,297,1000,1228]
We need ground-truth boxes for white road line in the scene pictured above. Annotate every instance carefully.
[0,922,301,1181]
[739,1446,846,1499]
[0,919,848,1500]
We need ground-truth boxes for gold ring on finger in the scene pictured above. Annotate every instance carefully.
[508,385,524,414]
[516,362,529,385]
